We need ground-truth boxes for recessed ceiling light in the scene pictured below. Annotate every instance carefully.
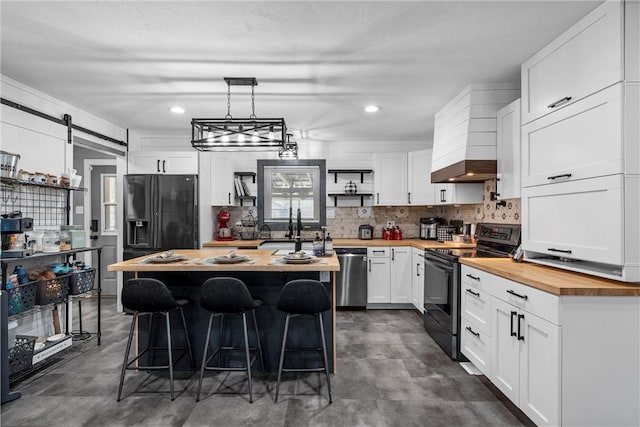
[169,106,185,114]
[364,105,380,113]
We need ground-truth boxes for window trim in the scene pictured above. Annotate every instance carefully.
[100,173,118,236]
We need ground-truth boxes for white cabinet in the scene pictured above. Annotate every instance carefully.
[433,182,483,205]
[496,98,521,200]
[407,149,436,205]
[367,247,391,303]
[411,248,424,313]
[210,154,235,206]
[460,271,492,376]
[520,1,623,124]
[374,153,409,205]
[390,246,411,304]
[128,151,198,175]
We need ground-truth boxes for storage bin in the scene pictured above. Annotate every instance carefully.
[8,335,36,375]
[6,280,37,316]
[437,226,456,241]
[36,274,69,305]
[68,268,96,295]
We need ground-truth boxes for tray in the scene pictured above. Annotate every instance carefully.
[281,256,318,264]
[210,255,250,264]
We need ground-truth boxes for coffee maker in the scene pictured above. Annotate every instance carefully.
[420,217,443,240]
[1,217,34,258]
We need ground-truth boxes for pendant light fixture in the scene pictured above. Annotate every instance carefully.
[278,133,299,159]
[191,77,286,151]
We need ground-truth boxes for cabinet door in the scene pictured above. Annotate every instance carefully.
[522,174,623,266]
[521,0,622,124]
[163,152,199,174]
[461,317,491,377]
[411,248,424,312]
[367,256,390,303]
[496,99,521,200]
[210,155,235,206]
[519,313,560,427]
[374,153,408,205]
[407,149,435,205]
[390,247,412,304]
[128,151,160,174]
[491,297,520,404]
[461,284,491,335]
[433,183,453,205]
[434,183,483,205]
[521,84,623,188]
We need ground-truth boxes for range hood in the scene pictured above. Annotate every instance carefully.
[431,83,519,183]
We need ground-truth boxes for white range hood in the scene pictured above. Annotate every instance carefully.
[431,83,519,183]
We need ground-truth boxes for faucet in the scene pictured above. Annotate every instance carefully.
[286,206,294,239]
[294,208,302,252]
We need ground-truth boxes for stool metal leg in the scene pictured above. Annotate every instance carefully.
[242,312,253,403]
[165,312,175,401]
[178,306,195,372]
[275,313,291,403]
[196,313,214,402]
[117,312,138,402]
[251,309,265,372]
[318,313,332,404]
[217,314,225,366]
[147,313,154,368]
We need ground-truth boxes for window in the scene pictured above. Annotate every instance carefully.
[101,174,117,234]
[258,160,326,231]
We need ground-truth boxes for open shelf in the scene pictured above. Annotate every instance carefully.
[327,193,373,207]
[327,169,373,184]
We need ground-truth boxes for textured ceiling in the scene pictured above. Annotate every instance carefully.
[1,1,600,146]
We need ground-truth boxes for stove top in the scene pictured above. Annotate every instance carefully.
[425,223,521,262]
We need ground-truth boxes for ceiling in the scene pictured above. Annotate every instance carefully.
[1,1,600,148]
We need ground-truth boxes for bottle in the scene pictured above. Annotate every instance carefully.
[325,232,333,256]
[313,233,323,256]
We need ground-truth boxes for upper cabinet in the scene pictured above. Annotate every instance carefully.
[210,154,236,206]
[407,149,436,205]
[496,98,521,200]
[433,182,483,206]
[128,151,198,175]
[374,152,409,205]
[520,1,623,124]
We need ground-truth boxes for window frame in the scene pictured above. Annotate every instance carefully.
[100,173,118,236]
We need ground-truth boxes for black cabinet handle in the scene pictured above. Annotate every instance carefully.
[466,274,480,281]
[440,189,446,203]
[507,289,528,300]
[465,288,480,297]
[547,96,572,109]
[372,250,385,254]
[408,192,411,204]
[547,173,572,180]
[510,311,517,337]
[162,160,166,173]
[548,248,572,254]
[156,159,161,173]
[392,248,395,261]
[517,314,525,341]
[368,259,372,272]
[228,192,231,204]
[416,263,420,276]
[466,326,480,338]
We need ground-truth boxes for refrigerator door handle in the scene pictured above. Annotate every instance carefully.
[156,159,161,173]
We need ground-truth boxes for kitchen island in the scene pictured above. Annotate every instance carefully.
[108,249,340,372]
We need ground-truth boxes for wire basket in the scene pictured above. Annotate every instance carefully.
[241,213,257,227]
[259,224,271,239]
[8,335,36,376]
[437,226,457,241]
[68,268,96,295]
[6,281,38,316]
[240,229,257,240]
[36,274,70,305]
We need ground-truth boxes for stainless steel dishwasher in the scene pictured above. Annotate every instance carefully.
[335,247,368,308]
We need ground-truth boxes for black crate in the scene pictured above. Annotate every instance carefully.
[36,274,70,305]
[68,268,96,295]
[8,335,36,376]
[6,280,37,316]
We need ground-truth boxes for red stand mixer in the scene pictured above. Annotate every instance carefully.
[216,208,234,241]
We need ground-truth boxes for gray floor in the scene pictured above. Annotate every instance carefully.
[1,297,528,426]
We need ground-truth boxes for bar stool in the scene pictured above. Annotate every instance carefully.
[275,279,332,403]
[117,278,195,402]
[196,277,264,403]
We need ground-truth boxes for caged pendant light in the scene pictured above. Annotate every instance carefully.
[278,133,299,159]
[191,77,287,151]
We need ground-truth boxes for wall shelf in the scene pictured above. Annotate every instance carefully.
[327,169,373,184]
[327,193,373,207]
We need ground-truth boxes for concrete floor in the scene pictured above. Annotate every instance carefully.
[1,297,529,426]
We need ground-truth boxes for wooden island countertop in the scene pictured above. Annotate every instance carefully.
[201,238,476,250]
[108,249,340,273]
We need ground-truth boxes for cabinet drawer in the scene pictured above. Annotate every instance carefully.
[522,174,623,267]
[460,317,491,377]
[521,0,623,124]
[367,247,390,258]
[491,276,559,325]
[461,266,491,292]
[521,84,623,188]
[462,284,491,335]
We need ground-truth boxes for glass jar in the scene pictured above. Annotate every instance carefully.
[59,228,71,251]
[42,230,60,253]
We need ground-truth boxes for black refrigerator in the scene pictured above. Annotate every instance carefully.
[123,174,199,263]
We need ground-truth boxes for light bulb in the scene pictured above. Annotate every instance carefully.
[251,127,259,143]
[237,125,245,143]
[221,125,230,143]
[268,125,275,141]
[206,130,214,142]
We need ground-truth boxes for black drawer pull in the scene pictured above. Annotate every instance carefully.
[548,248,572,254]
[547,173,572,180]
[510,311,517,337]
[466,326,480,338]
[507,289,528,300]
[372,250,386,254]
[465,288,480,297]
[547,96,572,109]
[517,314,525,341]
[466,274,480,281]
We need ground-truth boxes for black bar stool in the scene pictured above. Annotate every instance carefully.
[275,279,332,404]
[196,277,264,403]
[117,278,195,402]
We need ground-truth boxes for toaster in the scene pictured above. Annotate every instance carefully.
[358,224,373,240]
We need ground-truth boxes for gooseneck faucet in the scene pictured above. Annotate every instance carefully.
[294,208,303,252]
[286,206,294,240]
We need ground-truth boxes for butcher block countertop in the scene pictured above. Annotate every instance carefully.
[202,238,476,250]
[108,249,340,272]
[460,258,640,296]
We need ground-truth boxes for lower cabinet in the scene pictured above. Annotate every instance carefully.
[390,247,411,304]
[411,248,424,312]
[366,246,412,305]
